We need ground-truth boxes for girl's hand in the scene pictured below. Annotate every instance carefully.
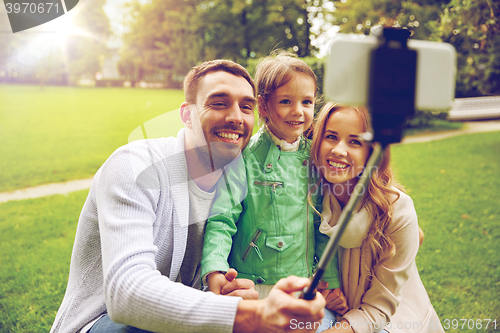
[206,271,227,295]
[321,288,349,315]
[207,269,258,299]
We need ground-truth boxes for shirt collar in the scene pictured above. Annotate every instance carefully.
[265,125,301,152]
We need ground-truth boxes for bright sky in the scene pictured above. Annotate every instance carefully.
[103,0,132,36]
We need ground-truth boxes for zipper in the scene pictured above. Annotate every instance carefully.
[254,180,282,248]
[254,180,284,192]
[242,229,263,262]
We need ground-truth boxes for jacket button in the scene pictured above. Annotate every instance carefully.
[266,163,272,169]
[256,278,264,284]
[303,160,308,166]
[277,241,284,248]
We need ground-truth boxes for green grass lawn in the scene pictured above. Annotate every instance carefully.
[0,84,185,192]
[391,132,500,332]
[0,84,461,194]
[403,118,464,137]
[0,131,499,332]
[0,190,88,332]
[0,84,265,193]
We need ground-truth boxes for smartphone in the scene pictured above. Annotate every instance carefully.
[324,33,456,111]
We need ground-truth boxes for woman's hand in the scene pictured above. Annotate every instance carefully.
[321,288,349,316]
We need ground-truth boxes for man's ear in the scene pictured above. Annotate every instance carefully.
[257,95,268,118]
[180,102,192,129]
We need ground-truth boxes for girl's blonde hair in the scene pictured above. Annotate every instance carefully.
[254,51,317,126]
[310,102,404,266]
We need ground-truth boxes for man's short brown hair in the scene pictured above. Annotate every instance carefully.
[183,60,256,105]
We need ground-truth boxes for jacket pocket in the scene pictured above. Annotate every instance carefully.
[265,235,294,252]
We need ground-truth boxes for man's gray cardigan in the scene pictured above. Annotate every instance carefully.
[50,129,241,333]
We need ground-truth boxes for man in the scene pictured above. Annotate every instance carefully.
[51,60,325,333]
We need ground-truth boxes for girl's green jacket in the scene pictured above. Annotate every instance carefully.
[201,127,340,287]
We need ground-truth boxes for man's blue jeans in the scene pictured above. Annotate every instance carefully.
[90,311,335,333]
[89,315,151,333]
[90,310,389,333]
[315,310,390,333]
[315,309,337,332]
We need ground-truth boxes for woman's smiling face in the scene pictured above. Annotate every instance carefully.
[318,108,371,185]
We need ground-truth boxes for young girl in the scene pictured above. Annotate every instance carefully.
[310,102,443,333]
[200,53,344,318]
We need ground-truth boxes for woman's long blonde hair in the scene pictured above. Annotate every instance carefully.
[310,102,404,266]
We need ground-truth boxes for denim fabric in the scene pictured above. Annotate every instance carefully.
[315,311,391,333]
[316,309,337,332]
[89,315,151,333]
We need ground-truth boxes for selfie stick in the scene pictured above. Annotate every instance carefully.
[302,28,417,300]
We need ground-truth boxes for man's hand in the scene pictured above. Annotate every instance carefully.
[207,269,258,300]
[320,288,349,316]
[234,276,326,333]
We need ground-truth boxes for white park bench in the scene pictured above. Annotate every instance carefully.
[448,96,500,121]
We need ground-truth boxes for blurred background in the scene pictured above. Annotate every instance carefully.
[1,0,499,97]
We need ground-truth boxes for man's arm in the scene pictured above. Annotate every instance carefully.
[96,143,241,332]
[233,276,326,333]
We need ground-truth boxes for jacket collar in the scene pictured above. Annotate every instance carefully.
[259,126,308,174]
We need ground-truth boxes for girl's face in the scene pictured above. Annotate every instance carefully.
[318,108,370,185]
[260,73,315,143]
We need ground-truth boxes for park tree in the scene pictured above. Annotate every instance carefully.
[249,0,315,57]
[197,0,315,59]
[120,0,331,85]
[63,0,111,84]
[319,0,500,97]
[322,0,449,39]
[119,0,202,86]
[428,0,500,97]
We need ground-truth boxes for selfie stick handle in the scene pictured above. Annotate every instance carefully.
[302,27,417,300]
[302,143,384,300]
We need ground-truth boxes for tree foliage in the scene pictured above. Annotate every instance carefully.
[120,0,330,85]
[326,0,448,39]
[320,0,500,97]
[65,0,111,83]
[117,0,500,97]
[429,0,500,97]
[118,0,201,86]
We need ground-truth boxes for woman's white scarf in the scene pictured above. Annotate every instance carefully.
[319,186,371,249]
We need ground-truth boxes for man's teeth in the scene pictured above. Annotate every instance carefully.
[217,132,240,140]
[328,161,348,169]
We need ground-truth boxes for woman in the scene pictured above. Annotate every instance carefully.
[309,102,443,333]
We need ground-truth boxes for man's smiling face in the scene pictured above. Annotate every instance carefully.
[192,70,256,169]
